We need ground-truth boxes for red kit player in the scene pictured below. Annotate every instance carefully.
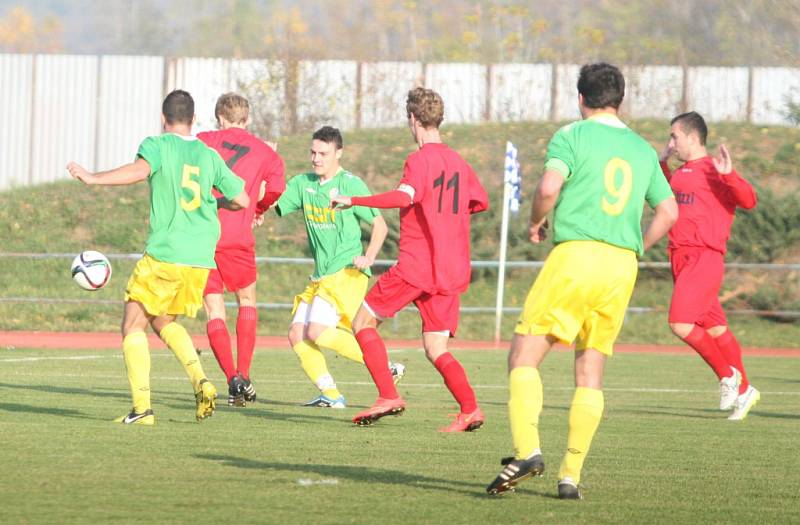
[660,111,759,421]
[330,87,489,432]
[198,93,285,406]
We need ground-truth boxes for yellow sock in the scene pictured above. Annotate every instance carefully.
[292,340,341,399]
[160,322,206,391]
[508,366,544,459]
[122,332,151,414]
[315,327,364,364]
[558,387,604,484]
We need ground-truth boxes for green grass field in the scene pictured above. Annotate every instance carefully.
[1,344,798,524]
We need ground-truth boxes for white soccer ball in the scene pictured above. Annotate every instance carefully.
[71,251,112,291]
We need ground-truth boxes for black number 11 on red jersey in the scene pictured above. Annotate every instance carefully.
[433,171,460,213]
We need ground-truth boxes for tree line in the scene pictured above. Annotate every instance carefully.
[2,0,799,67]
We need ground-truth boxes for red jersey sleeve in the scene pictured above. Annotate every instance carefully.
[659,160,672,182]
[351,190,412,208]
[262,151,286,194]
[467,167,489,214]
[720,169,757,210]
[399,156,427,204]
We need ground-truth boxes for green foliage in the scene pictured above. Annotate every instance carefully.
[1,120,799,339]
[785,98,800,126]
[728,187,800,262]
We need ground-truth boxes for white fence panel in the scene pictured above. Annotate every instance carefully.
[490,63,552,122]
[167,57,231,132]
[687,66,749,122]
[426,63,487,124]
[360,62,423,129]
[297,60,358,131]
[553,64,581,121]
[230,59,286,138]
[751,67,800,125]
[96,56,164,170]
[30,55,98,185]
[623,66,683,119]
[0,54,33,189]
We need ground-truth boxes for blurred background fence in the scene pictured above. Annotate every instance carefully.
[2,53,799,190]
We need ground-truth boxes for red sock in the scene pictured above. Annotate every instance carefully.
[355,327,399,399]
[236,306,257,380]
[714,330,749,393]
[207,318,236,381]
[433,352,478,414]
[684,325,732,380]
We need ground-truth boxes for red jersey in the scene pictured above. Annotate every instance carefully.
[198,128,285,251]
[394,143,489,294]
[661,157,756,254]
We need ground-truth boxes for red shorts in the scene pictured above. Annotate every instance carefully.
[364,266,460,336]
[204,247,257,296]
[668,247,727,327]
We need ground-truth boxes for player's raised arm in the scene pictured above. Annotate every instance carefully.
[713,145,757,209]
[67,158,151,186]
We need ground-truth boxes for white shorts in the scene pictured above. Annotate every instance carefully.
[292,296,341,327]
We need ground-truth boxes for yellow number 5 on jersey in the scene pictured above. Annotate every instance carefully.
[181,164,201,211]
[601,158,632,216]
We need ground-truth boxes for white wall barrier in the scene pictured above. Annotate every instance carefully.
[1,53,799,190]
[0,54,33,189]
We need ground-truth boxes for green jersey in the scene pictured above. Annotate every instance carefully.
[137,133,245,268]
[544,114,673,256]
[276,168,380,279]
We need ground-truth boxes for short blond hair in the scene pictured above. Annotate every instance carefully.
[406,87,444,129]
[214,93,249,125]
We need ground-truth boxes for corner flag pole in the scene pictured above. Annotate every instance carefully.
[495,142,520,345]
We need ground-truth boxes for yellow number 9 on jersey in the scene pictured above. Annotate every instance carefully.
[601,158,632,216]
[181,164,201,211]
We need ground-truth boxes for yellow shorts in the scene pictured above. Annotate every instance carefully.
[515,241,638,356]
[124,254,210,318]
[293,268,368,330]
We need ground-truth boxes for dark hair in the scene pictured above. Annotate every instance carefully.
[312,126,343,149]
[406,87,444,128]
[671,111,708,145]
[577,63,625,109]
[162,90,194,125]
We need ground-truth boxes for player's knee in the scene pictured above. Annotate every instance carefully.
[305,323,326,342]
[352,308,377,333]
[287,324,305,347]
[669,323,693,339]
[706,325,728,338]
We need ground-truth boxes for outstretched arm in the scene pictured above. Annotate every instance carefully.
[67,158,151,186]
[218,190,250,211]
[332,189,412,209]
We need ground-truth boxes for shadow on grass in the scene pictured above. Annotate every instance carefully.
[196,453,484,496]
[0,401,86,419]
[619,406,721,419]
[0,381,129,400]
[749,411,799,420]
[236,405,355,425]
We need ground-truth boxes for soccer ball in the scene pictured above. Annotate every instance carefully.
[71,251,112,291]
